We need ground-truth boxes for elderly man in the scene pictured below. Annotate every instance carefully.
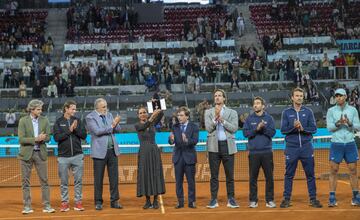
[85,98,122,210]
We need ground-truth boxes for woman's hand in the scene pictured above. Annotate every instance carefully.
[149,109,161,122]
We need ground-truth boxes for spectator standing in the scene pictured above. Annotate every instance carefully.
[22,63,31,86]
[3,66,12,88]
[32,80,43,98]
[5,109,16,128]
[19,80,27,98]
[236,13,245,36]
[47,80,58,98]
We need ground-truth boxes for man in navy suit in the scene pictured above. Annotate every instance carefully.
[169,106,199,209]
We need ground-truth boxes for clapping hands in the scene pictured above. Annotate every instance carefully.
[112,115,121,128]
[294,119,304,131]
[69,120,78,132]
[336,114,352,127]
[35,132,48,143]
[256,120,265,131]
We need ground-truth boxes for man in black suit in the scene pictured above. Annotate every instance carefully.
[169,106,199,209]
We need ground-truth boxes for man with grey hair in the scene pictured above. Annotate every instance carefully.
[85,98,122,210]
[17,99,55,214]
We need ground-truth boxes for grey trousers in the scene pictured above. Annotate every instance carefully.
[58,154,84,203]
[20,151,50,208]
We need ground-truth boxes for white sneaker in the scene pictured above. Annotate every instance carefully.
[22,207,34,214]
[266,201,277,208]
[248,201,258,208]
[43,207,56,213]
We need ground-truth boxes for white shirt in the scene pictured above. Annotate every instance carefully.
[213,106,227,141]
[45,65,54,76]
[22,65,31,77]
[31,115,40,150]
[5,113,16,124]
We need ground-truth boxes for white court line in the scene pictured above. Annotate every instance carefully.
[0,165,10,170]
[0,174,20,183]
[338,180,350,185]
[1,208,360,220]
[159,195,165,214]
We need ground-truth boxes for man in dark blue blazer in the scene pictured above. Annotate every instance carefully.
[169,106,199,209]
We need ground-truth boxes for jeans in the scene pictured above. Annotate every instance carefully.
[58,154,84,203]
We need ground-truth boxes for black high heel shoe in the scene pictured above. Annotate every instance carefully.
[152,199,159,209]
[143,200,153,209]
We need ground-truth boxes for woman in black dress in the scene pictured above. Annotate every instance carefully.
[135,108,166,209]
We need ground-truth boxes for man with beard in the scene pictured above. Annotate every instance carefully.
[243,97,276,208]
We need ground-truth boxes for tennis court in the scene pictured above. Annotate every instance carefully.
[0,134,359,219]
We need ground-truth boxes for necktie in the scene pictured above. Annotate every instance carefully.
[100,115,107,125]
[180,124,185,133]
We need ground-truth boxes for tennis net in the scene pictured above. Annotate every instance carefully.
[0,135,358,187]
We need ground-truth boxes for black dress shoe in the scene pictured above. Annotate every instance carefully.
[95,204,103,210]
[188,202,197,208]
[143,200,152,209]
[152,200,159,209]
[111,202,123,209]
[175,203,184,209]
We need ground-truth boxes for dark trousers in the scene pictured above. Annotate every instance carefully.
[209,141,235,200]
[93,149,119,205]
[283,147,316,200]
[174,156,196,204]
[249,152,274,202]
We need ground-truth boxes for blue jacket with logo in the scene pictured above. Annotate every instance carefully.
[280,106,317,148]
[243,111,276,154]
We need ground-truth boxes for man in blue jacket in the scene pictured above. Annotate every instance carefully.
[280,87,322,208]
[326,88,360,207]
[169,106,199,209]
[243,96,276,208]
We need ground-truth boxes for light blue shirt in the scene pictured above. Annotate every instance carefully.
[326,103,360,143]
[216,107,227,141]
[31,115,40,150]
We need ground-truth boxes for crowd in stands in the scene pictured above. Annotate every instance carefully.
[2,48,359,100]
[66,2,238,43]
[0,3,48,57]
[66,2,138,40]
[253,0,360,55]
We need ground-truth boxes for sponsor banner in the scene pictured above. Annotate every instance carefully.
[336,39,360,53]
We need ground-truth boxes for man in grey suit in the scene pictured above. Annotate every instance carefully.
[205,89,239,209]
[85,98,122,210]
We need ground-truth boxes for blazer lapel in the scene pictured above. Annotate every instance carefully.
[39,117,45,135]
[93,111,103,127]
[27,116,35,137]
[184,123,191,135]
[222,107,230,121]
